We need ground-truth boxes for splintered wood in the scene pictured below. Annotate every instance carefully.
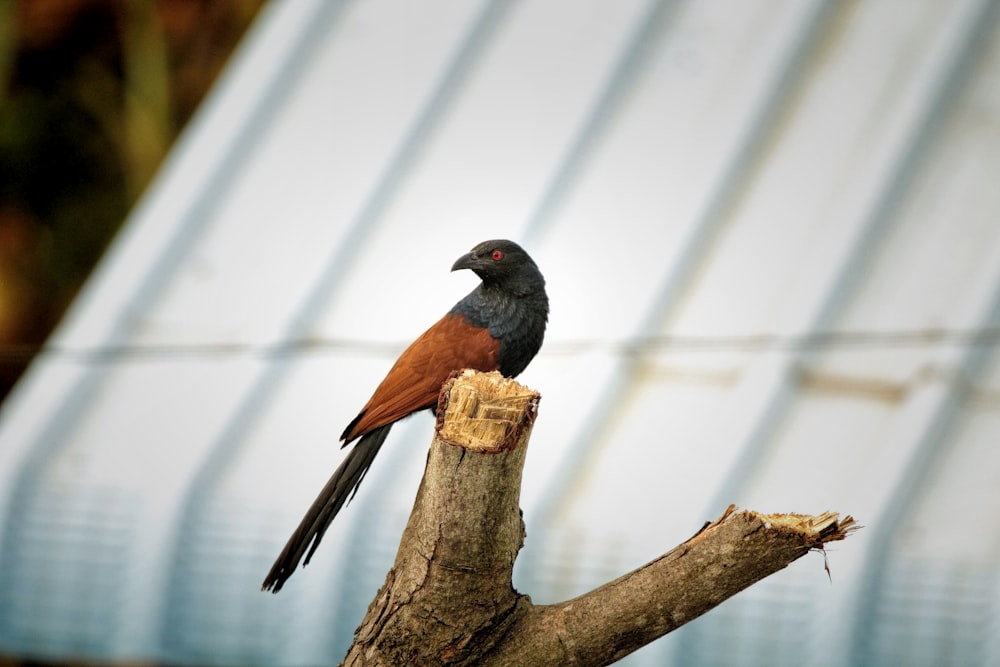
[756,509,859,545]
[437,370,539,452]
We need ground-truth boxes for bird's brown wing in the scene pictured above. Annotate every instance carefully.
[341,313,500,443]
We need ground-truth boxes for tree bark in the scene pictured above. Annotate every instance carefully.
[341,370,858,666]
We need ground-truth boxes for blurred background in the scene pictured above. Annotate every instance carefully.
[2,0,1000,666]
[0,0,265,406]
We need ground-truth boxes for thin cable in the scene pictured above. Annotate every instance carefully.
[6,326,1000,365]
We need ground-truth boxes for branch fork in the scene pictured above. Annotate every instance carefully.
[342,371,858,666]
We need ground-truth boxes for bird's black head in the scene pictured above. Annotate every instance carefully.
[451,239,544,293]
[450,239,548,377]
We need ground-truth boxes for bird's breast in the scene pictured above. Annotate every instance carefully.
[451,287,547,378]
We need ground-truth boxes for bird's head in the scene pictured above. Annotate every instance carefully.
[451,239,544,292]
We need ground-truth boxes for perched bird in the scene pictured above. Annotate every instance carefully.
[263,239,548,592]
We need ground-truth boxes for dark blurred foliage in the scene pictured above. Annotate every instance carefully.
[0,657,155,667]
[0,0,266,406]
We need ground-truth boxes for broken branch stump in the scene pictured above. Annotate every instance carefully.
[341,370,858,666]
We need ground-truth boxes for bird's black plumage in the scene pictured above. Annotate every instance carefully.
[262,240,547,592]
[450,240,548,377]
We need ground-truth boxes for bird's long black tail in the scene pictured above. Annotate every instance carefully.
[262,424,392,593]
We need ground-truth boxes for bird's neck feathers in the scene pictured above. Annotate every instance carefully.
[451,278,548,378]
[454,280,548,329]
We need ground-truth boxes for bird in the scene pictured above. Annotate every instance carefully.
[262,239,548,592]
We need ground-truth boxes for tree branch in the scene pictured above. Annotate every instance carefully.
[485,507,856,666]
[341,371,858,666]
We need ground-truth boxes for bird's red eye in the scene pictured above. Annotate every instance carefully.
[491,249,503,261]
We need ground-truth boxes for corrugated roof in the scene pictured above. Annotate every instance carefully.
[2,0,1000,665]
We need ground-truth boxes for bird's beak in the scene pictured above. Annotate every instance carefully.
[451,252,476,272]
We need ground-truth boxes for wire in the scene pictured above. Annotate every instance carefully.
[553,326,1000,355]
[2,326,1000,365]
[0,339,401,364]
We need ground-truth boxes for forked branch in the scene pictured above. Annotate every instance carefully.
[342,370,858,666]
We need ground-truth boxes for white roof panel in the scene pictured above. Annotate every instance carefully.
[2,0,1000,665]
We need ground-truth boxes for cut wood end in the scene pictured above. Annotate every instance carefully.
[755,510,860,545]
[436,370,540,452]
[698,505,860,547]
